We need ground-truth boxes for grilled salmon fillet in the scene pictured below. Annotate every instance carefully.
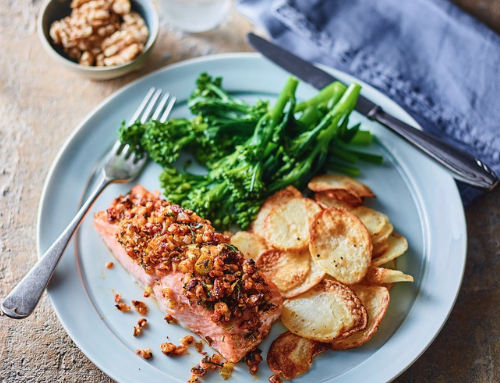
[94,185,282,362]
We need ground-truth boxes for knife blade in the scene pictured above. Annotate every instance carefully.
[247,32,498,191]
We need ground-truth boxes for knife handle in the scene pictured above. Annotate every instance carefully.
[368,106,498,191]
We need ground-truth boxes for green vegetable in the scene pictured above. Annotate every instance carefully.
[188,73,268,122]
[118,118,206,167]
[119,73,380,230]
[349,129,373,145]
[333,140,384,164]
[267,83,362,194]
[326,161,361,177]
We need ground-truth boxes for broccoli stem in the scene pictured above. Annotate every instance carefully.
[317,83,361,146]
[326,161,361,177]
[269,83,362,193]
[291,83,359,157]
[349,130,373,145]
[188,98,251,114]
[298,106,320,126]
[228,76,299,194]
[204,82,247,106]
[333,140,384,164]
[271,76,299,125]
[295,82,347,112]
[354,151,384,164]
[329,146,359,164]
[249,76,299,149]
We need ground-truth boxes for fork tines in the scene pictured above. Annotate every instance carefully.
[128,87,177,126]
[114,88,176,158]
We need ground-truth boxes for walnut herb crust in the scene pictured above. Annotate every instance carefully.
[107,190,278,336]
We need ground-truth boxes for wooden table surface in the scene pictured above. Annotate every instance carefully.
[1,1,499,382]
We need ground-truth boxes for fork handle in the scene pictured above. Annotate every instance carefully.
[1,176,110,319]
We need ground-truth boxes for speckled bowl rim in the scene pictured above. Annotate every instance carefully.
[37,0,159,72]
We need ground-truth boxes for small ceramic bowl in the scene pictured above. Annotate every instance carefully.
[37,0,159,80]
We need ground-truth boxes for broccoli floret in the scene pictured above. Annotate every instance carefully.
[119,73,370,232]
[159,167,235,229]
[142,119,199,167]
[159,166,211,202]
[233,198,264,230]
[192,119,256,167]
[188,73,252,118]
[118,120,145,152]
[119,118,209,167]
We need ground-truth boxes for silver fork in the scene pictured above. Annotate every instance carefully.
[1,88,176,319]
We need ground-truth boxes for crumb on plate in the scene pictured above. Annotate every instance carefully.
[194,340,204,354]
[136,348,152,359]
[144,285,153,298]
[246,349,263,375]
[132,300,148,315]
[133,318,147,337]
[164,314,177,324]
[115,302,130,312]
[161,335,194,357]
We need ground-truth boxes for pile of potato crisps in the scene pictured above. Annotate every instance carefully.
[229,174,413,380]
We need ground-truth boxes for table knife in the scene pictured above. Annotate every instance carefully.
[247,33,498,191]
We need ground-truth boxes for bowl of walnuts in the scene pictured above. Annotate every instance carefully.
[38,0,159,80]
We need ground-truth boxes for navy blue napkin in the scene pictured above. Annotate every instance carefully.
[237,0,500,204]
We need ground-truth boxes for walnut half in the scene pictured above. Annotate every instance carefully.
[49,0,149,67]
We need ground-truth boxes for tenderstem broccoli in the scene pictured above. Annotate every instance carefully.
[119,73,380,230]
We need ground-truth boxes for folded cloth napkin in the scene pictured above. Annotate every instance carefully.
[237,0,500,204]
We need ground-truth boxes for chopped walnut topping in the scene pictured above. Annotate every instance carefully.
[133,318,147,337]
[191,365,206,376]
[136,348,152,359]
[190,354,229,382]
[161,335,195,357]
[105,261,114,269]
[194,341,204,354]
[181,335,194,346]
[245,349,263,375]
[132,300,148,315]
[114,293,122,303]
[213,302,231,323]
[200,354,224,370]
[132,325,141,337]
[269,374,281,383]
[115,302,130,312]
[107,188,276,335]
[143,285,153,298]
[164,314,177,324]
[161,288,171,299]
[161,342,185,356]
[205,337,213,347]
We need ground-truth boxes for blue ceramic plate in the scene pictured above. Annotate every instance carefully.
[38,53,466,383]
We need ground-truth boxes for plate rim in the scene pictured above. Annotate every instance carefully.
[36,52,467,383]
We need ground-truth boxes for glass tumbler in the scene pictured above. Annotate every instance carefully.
[160,0,231,33]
